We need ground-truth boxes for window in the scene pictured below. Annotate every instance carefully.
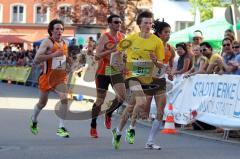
[11,4,25,23]
[35,5,48,23]
[13,5,24,22]
[81,5,96,24]
[58,5,72,24]
[175,21,194,31]
[0,4,2,23]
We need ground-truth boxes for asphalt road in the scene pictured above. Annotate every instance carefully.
[1,82,240,159]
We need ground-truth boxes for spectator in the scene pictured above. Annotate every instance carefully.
[225,40,239,75]
[217,38,236,74]
[0,53,3,66]
[17,53,26,66]
[86,36,96,56]
[26,51,34,66]
[68,38,80,57]
[224,29,235,41]
[172,42,192,76]
[184,45,208,77]
[200,42,224,74]
[192,30,203,47]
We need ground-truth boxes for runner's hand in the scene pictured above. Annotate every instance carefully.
[168,74,173,81]
[53,49,64,57]
[110,48,117,53]
[149,52,157,63]
[183,74,191,78]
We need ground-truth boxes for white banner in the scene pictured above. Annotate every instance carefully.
[167,74,240,129]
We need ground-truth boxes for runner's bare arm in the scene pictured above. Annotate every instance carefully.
[149,52,165,69]
[150,39,165,69]
[34,39,64,64]
[169,46,175,68]
[95,35,117,61]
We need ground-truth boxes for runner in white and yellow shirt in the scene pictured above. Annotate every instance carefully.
[143,19,175,150]
[111,11,165,150]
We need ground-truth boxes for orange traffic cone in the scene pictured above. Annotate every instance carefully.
[161,103,177,134]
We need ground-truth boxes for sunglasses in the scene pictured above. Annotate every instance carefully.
[113,21,122,24]
[193,37,202,41]
[232,46,240,49]
[223,43,231,47]
[200,48,207,52]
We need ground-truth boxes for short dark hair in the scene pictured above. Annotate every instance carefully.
[200,42,212,50]
[107,14,121,23]
[176,42,188,53]
[136,11,153,25]
[152,19,170,35]
[48,19,64,36]
[222,37,233,44]
[225,29,234,33]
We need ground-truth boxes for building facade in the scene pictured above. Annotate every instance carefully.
[0,0,197,50]
[0,0,77,49]
[0,0,79,38]
[153,0,195,32]
[0,0,111,49]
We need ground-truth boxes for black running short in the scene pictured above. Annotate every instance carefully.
[95,73,124,91]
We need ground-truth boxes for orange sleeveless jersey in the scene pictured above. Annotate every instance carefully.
[96,32,124,75]
[163,44,173,64]
[38,38,68,92]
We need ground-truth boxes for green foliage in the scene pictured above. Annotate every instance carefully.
[189,0,240,21]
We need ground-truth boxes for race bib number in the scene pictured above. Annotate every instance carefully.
[110,52,123,68]
[52,55,66,70]
[105,66,120,75]
[132,60,152,77]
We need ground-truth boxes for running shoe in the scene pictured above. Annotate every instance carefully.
[30,120,38,135]
[145,143,162,150]
[125,128,135,144]
[90,128,98,138]
[56,127,70,138]
[112,128,121,150]
[104,115,111,129]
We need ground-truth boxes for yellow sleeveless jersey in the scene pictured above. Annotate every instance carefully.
[120,33,165,84]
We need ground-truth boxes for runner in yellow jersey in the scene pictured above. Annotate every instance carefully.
[142,19,175,150]
[111,11,165,150]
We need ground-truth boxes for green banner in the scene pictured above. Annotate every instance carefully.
[0,66,32,83]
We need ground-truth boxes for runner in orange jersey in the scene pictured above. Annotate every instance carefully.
[30,19,71,138]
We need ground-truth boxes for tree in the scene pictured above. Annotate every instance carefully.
[35,0,151,33]
[189,0,240,21]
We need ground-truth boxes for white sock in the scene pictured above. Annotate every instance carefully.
[116,127,121,135]
[32,105,42,123]
[129,125,135,130]
[59,118,65,128]
[147,119,161,144]
[58,101,68,128]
